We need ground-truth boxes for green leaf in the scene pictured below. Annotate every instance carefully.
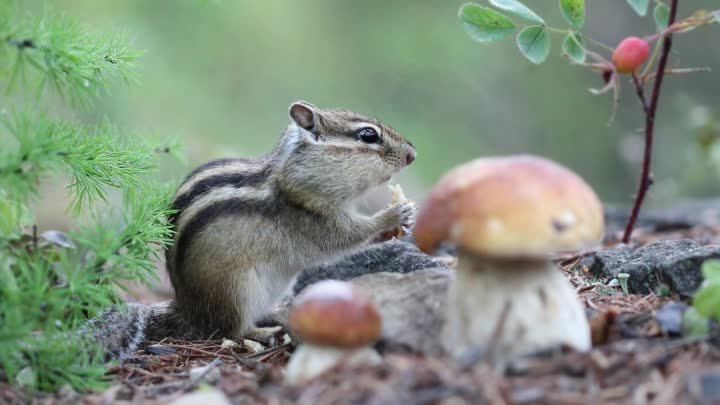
[702,260,720,282]
[562,32,585,63]
[683,307,710,337]
[488,0,544,25]
[15,367,37,388]
[559,0,585,29]
[626,0,649,16]
[516,26,550,64]
[459,3,517,43]
[0,255,18,292]
[694,281,720,320]
[654,3,670,30]
[0,197,30,236]
[0,198,18,235]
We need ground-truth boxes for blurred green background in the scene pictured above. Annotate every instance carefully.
[12,0,720,228]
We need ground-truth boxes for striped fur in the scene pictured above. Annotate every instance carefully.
[159,101,417,340]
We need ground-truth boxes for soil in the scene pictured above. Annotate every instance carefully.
[3,213,720,405]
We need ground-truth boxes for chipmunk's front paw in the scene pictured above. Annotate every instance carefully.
[377,201,416,241]
[394,200,416,230]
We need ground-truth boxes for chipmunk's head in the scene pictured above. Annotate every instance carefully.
[276,101,416,207]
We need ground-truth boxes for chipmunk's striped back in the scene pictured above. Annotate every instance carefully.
[87,101,417,355]
[164,156,275,335]
[163,103,414,340]
[84,101,416,358]
[161,102,416,338]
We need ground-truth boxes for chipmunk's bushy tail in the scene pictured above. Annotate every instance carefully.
[81,301,188,360]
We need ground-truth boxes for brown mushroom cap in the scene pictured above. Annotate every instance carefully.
[414,155,604,259]
[289,280,382,348]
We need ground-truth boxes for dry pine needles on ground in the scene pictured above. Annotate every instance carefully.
[4,225,720,405]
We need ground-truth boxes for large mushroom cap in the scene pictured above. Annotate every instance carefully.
[289,280,382,348]
[415,155,604,258]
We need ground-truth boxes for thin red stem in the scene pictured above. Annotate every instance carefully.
[631,73,649,114]
[622,0,680,243]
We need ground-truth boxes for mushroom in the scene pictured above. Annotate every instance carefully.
[284,280,382,384]
[414,155,604,366]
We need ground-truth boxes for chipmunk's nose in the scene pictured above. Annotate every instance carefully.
[406,150,416,166]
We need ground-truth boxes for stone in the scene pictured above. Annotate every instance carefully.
[589,240,720,297]
[292,238,449,295]
[255,237,450,329]
[263,237,453,353]
[604,199,720,236]
[350,268,451,354]
[654,302,687,336]
[271,268,451,355]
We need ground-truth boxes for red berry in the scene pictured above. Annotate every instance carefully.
[612,37,651,74]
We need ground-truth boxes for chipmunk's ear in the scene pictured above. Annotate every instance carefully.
[289,101,318,131]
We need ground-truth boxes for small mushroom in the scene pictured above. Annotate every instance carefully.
[414,155,604,366]
[284,280,382,384]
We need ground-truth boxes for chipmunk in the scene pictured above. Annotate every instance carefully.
[85,101,417,359]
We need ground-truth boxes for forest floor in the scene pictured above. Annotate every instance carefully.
[4,204,720,405]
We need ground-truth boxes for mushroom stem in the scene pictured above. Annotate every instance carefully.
[443,253,590,366]
[284,344,381,385]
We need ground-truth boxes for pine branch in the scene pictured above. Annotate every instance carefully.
[0,7,139,106]
[0,2,182,394]
[0,182,177,392]
[0,112,156,212]
[0,252,109,392]
[75,182,177,288]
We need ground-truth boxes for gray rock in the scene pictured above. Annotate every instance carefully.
[292,238,450,295]
[350,268,451,354]
[256,238,450,329]
[654,302,688,336]
[260,238,453,355]
[604,199,720,237]
[271,268,451,355]
[589,239,720,297]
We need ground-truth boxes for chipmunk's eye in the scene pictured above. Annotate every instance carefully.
[356,127,380,144]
